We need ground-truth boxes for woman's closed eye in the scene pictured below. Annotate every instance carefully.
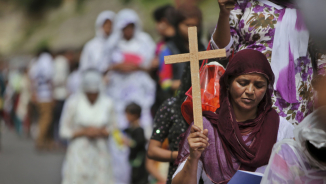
[254,82,267,89]
[237,80,249,86]
[237,80,266,88]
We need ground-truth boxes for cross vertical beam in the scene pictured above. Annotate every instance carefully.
[188,27,203,130]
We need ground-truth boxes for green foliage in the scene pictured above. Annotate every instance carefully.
[34,38,51,53]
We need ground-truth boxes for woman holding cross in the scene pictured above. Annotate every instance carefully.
[211,0,326,125]
[172,49,294,184]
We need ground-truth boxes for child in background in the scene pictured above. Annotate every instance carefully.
[124,103,148,184]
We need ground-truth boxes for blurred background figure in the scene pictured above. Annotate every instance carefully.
[158,4,205,93]
[147,4,205,184]
[28,48,54,150]
[66,61,81,95]
[3,66,24,133]
[15,66,32,136]
[51,49,71,145]
[106,8,156,184]
[59,69,115,184]
[124,102,148,184]
[106,8,156,135]
[151,4,176,117]
[79,11,115,73]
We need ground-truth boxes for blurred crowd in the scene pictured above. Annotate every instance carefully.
[0,4,207,184]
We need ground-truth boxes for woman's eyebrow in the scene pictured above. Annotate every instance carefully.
[237,78,249,81]
[255,81,268,84]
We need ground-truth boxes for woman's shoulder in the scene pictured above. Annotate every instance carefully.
[84,37,101,49]
[161,97,178,108]
[136,32,155,44]
[66,93,82,103]
[277,116,295,141]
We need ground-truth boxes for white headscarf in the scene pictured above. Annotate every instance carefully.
[95,10,116,39]
[79,11,115,73]
[294,106,326,170]
[82,69,103,93]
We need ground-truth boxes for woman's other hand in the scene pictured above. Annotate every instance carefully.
[84,127,102,139]
[218,0,235,15]
[188,125,209,160]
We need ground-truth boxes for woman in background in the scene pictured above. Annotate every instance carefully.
[79,11,115,73]
[60,69,115,184]
[106,9,156,184]
[106,8,156,133]
[158,4,205,93]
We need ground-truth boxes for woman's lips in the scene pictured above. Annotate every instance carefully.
[242,98,254,103]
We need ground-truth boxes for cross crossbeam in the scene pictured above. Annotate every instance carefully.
[164,27,226,130]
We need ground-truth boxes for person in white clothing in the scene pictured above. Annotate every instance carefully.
[79,11,115,73]
[29,49,54,149]
[60,69,115,184]
[51,50,73,142]
[105,9,156,184]
[106,8,156,132]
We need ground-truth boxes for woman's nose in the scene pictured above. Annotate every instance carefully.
[245,84,255,95]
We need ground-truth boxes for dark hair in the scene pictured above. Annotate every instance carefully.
[174,4,203,31]
[171,4,204,54]
[306,140,326,163]
[153,4,175,23]
[125,102,142,118]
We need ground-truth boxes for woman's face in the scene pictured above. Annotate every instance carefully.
[156,19,175,37]
[178,18,199,40]
[123,23,135,41]
[102,19,112,37]
[86,92,99,105]
[229,73,268,112]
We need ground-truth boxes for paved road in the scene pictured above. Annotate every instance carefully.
[0,125,65,184]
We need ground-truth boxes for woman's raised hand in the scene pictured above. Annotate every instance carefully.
[188,125,209,160]
[218,0,236,15]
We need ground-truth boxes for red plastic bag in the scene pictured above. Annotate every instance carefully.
[181,62,225,124]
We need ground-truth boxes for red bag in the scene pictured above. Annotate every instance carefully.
[181,62,225,124]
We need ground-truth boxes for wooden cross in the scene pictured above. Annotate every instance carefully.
[164,27,226,130]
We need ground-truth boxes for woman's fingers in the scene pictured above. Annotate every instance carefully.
[190,125,201,133]
[188,135,209,149]
[188,125,210,151]
[189,142,208,150]
[189,138,208,146]
[188,131,209,141]
[203,129,209,136]
[218,0,235,12]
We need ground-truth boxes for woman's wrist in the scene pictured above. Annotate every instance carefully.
[219,11,230,19]
[188,154,200,163]
[187,155,200,164]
